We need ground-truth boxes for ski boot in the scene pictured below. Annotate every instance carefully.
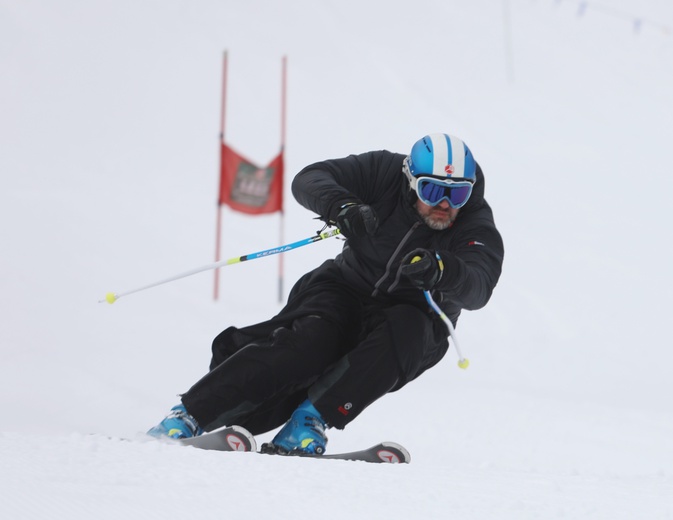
[147,403,203,439]
[265,399,328,455]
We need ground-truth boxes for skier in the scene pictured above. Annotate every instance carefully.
[148,133,504,455]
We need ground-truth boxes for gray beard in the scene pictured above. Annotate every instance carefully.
[419,212,453,231]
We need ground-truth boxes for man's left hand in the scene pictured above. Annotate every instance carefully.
[398,249,443,290]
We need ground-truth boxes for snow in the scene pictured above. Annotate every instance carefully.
[1,0,672,518]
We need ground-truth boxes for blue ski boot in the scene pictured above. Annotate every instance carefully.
[270,399,328,455]
[147,404,203,439]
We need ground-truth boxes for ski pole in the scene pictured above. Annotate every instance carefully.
[423,290,470,370]
[100,228,342,304]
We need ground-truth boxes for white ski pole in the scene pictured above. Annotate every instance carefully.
[423,290,470,370]
[100,228,342,304]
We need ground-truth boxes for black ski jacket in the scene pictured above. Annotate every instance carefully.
[291,150,504,323]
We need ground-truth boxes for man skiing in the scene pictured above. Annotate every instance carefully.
[148,133,504,455]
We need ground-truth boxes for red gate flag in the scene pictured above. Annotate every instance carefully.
[218,143,284,215]
[214,53,288,302]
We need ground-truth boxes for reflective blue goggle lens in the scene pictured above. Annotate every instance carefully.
[416,177,473,208]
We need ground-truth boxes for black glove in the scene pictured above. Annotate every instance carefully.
[335,203,378,239]
[398,248,443,290]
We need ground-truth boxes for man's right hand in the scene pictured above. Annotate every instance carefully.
[335,203,379,239]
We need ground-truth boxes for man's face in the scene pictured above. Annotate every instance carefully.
[415,198,459,230]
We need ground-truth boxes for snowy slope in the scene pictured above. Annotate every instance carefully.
[1,1,672,519]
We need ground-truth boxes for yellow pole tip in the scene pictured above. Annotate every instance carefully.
[105,292,118,304]
[458,358,470,369]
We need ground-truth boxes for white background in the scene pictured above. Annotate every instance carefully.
[1,1,672,518]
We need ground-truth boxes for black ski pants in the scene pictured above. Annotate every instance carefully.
[181,260,450,434]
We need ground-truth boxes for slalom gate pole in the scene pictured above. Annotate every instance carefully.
[423,290,470,370]
[100,228,342,304]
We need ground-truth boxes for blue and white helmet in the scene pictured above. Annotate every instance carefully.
[403,133,476,183]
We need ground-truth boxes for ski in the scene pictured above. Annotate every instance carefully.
[178,425,410,463]
[261,441,411,464]
[179,425,257,452]
[319,441,410,464]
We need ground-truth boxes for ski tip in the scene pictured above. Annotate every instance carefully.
[378,442,411,464]
[179,424,257,452]
[226,425,258,452]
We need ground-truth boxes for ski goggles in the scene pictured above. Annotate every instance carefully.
[412,176,474,209]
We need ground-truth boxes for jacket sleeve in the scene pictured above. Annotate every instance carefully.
[434,209,504,311]
[291,151,402,223]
